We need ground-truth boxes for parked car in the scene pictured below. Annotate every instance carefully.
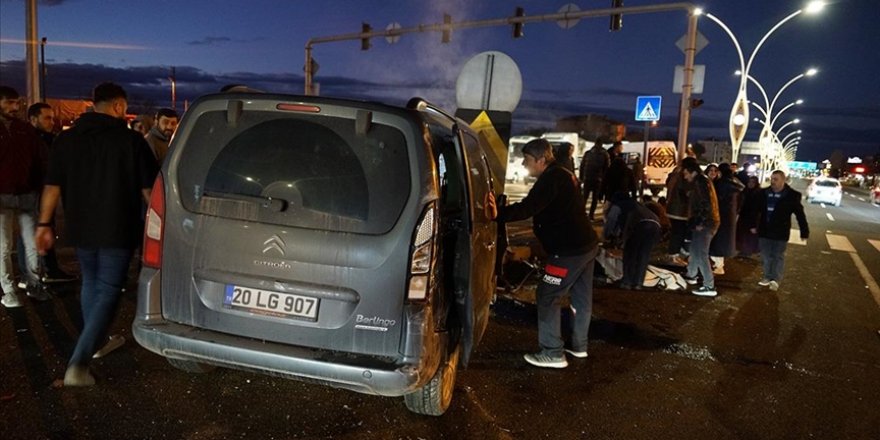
[807,177,842,206]
[133,93,501,416]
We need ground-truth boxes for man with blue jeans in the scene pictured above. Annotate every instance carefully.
[755,170,809,291]
[679,157,721,297]
[35,82,158,386]
[488,139,599,369]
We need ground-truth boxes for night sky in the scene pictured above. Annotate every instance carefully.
[1,0,878,162]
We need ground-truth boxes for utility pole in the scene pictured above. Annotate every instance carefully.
[25,0,41,105]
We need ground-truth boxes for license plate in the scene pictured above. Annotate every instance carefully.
[224,285,319,320]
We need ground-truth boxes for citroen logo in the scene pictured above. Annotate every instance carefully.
[262,235,286,256]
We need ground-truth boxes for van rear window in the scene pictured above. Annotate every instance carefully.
[177,111,410,234]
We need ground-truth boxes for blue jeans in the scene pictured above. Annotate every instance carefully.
[536,247,599,357]
[759,238,788,282]
[686,227,716,289]
[69,247,132,367]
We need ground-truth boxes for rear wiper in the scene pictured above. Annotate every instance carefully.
[202,191,287,213]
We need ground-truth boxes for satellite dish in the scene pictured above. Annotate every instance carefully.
[455,51,522,112]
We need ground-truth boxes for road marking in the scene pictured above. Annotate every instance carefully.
[858,197,866,202]
[826,213,835,222]
[850,252,880,309]
[826,234,856,253]
[820,203,826,208]
[869,239,880,253]
[849,193,857,198]
[789,229,807,245]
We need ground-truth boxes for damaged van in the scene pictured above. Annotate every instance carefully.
[133,93,501,415]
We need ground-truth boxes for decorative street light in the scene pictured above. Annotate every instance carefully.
[698,1,826,162]
[736,68,815,147]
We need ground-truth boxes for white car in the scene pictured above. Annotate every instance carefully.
[807,177,842,206]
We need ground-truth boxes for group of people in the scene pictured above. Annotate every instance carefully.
[488,136,809,369]
[1,82,176,386]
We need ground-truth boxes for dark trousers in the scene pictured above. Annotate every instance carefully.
[582,180,602,219]
[623,222,661,287]
[68,247,132,367]
[536,247,598,357]
[668,218,691,255]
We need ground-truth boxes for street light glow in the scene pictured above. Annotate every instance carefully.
[805,1,825,14]
[796,99,804,104]
[806,68,818,76]
[693,7,703,16]
[794,118,800,123]
[734,114,747,125]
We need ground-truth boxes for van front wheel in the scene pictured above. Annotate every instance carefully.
[404,344,461,416]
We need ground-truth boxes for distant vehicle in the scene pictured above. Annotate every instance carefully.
[133,93,500,416]
[618,141,678,195]
[541,132,588,169]
[506,135,537,183]
[807,177,843,206]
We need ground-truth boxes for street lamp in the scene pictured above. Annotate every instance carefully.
[736,68,815,146]
[699,1,826,163]
[779,129,802,146]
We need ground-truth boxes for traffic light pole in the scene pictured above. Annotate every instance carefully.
[304,2,699,156]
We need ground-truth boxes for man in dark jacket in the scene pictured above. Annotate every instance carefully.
[755,170,809,291]
[680,157,720,297]
[145,107,179,163]
[35,82,159,386]
[578,140,610,220]
[0,86,48,308]
[488,139,599,369]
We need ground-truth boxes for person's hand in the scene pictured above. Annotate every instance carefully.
[485,192,498,221]
[35,226,55,256]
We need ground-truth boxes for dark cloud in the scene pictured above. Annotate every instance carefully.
[186,36,268,46]
[1,59,875,160]
[39,0,68,5]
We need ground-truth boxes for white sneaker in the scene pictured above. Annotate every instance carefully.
[692,286,718,297]
[758,279,772,287]
[93,334,125,359]
[564,349,589,359]
[63,365,96,386]
[16,281,27,290]
[769,281,779,291]
[523,352,568,369]
[1,292,23,308]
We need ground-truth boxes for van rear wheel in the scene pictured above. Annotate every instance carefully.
[404,344,461,416]
[167,358,216,373]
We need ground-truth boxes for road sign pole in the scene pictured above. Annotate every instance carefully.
[643,121,649,168]
[676,12,698,160]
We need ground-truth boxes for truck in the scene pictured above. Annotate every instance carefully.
[618,140,678,195]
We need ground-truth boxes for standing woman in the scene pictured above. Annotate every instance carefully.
[710,163,744,275]
[736,176,762,259]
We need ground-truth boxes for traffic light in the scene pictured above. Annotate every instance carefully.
[610,0,623,32]
[361,23,372,50]
[442,14,452,43]
[690,98,704,109]
[513,7,525,38]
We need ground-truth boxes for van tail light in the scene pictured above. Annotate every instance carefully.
[407,203,437,302]
[143,174,165,269]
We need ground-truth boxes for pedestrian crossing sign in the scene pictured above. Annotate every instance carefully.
[635,96,662,122]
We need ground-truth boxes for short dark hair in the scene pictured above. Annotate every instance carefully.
[93,82,127,104]
[771,170,786,178]
[0,85,20,100]
[680,157,701,173]
[155,108,179,120]
[27,102,51,119]
[718,163,734,179]
[522,138,555,163]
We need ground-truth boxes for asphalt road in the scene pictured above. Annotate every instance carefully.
[1,179,878,439]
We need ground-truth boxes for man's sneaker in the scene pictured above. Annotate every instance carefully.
[692,286,718,297]
[564,349,589,359]
[758,279,772,287]
[769,281,779,291]
[16,281,27,290]
[683,276,699,285]
[1,292,23,308]
[523,352,568,369]
[63,365,96,387]
[42,271,77,283]
[92,334,125,359]
[26,286,51,302]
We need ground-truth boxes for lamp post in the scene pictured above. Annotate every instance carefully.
[779,129,802,146]
[737,68,815,148]
[698,1,826,163]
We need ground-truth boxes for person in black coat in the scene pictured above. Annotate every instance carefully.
[603,192,662,289]
[736,176,762,258]
[709,164,744,274]
[754,170,809,291]
[602,157,637,203]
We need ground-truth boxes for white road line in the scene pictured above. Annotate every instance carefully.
[869,239,880,254]
[789,229,807,245]
[850,252,880,309]
[849,193,857,198]
[826,233,856,253]
[820,203,827,208]
[826,213,835,222]
[858,197,866,202]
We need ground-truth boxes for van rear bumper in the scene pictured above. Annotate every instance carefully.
[133,269,441,397]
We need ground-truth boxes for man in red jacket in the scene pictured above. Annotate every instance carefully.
[0,86,48,308]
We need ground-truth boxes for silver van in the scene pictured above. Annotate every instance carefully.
[133,93,500,415]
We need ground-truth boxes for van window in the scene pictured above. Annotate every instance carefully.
[177,111,410,234]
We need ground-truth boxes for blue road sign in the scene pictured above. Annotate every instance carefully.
[635,96,662,122]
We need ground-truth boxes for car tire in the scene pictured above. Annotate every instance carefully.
[404,343,461,416]
[167,358,216,373]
